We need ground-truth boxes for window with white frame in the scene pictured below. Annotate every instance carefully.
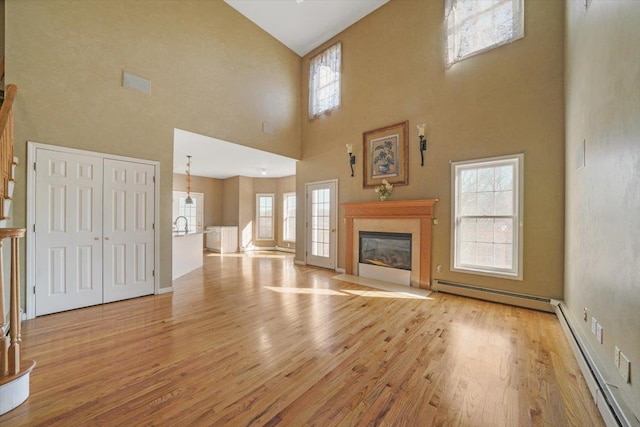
[452,154,523,279]
[444,0,524,67]
[282,192,296,242]
[309,42,341,118]
[256,193,275,241]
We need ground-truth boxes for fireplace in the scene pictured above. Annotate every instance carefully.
[359,232,412,270]
[359,231,412,286]
[342,199,438,289]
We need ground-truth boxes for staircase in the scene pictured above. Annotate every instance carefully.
[0,56,35,415]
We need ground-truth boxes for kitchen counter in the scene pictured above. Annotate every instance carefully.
[172,231,210,280]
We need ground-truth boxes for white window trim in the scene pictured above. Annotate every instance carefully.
[282,192,296,243]
[450,153,524,280]
[444,0,524,68]
[308,41,342,119]
[256,193,275,241]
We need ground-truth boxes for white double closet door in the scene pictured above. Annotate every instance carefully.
[34,148,155,316]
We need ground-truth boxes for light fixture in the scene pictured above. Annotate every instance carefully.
[346,144,356,177]
[185,155,193,204]
[417,124,427,166]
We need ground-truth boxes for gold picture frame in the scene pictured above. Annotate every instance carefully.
[363,120,409,188]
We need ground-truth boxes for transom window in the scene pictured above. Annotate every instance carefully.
[451,154,523,279]
[256,193,274,241]
[445,0,524,67]
[282,192,296,242]
[309,42,341,118]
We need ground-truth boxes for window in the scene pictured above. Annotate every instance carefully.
[282,192,296,242]
[309,42,341,118]
[172,191,203,233]
[444,0,524,67]
[256,193,274,241]
[452,154,523,279]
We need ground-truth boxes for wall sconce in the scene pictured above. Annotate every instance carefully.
[346,144,356,177]
[417,124,427,166]
[185,155,193,204]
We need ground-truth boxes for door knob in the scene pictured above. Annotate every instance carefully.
[105,237,110,240]
[331,229,336,232]
[94,237,99,241]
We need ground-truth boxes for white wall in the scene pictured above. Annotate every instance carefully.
[565,0,640,417]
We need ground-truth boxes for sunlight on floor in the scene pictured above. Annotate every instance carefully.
[333,274,433,300]
[204,250,294,259]
[264,286,347,296]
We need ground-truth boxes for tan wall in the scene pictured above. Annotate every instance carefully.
[565,0,640,415]
[6,0,301,291]
[222,177,240,227]
[296,0,565,299]
[238,176,254,249]
[172,173,223,228]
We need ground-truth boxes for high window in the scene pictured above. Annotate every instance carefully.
[282,192,296,242]
[309,42,341,118]
[256,193,275,241]
[445,0,524,67]
[451,154,523,279]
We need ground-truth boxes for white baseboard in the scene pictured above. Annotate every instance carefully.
[433,279,554,312]
[335,267,345,274]
[294,259,306,266]
[157,286,174,295]
[553,301,638,427]
[275,246,296,253]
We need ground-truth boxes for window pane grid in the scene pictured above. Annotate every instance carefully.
[256,194,274,241]
[283,193,296,242]
[309,42,341,118]
[453,155,521,278]
[445,0,523,67]
[311,189,330,257]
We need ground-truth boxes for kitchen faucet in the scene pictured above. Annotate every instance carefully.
[174,216,189,233]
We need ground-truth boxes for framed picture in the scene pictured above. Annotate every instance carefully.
[363,120,409,188]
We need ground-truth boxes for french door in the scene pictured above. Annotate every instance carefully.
[305,180,337,269]
[32,147,156,316]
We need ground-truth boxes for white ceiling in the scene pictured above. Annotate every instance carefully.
[224,0,389,56]
[174,1,389,180]
[173,129,297,179]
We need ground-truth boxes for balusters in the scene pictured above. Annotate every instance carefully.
[0,228,25,377]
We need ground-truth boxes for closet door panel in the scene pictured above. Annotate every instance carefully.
[103,159,155,303]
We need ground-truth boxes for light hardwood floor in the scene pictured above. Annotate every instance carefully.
[1,252,603,426]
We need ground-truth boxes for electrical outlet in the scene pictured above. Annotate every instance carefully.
[583,307,588,321]
[591,317,597,335]
[615,346,621,368]
[437,264,442,273]
[596,323,603,344]
[619,352,631,384]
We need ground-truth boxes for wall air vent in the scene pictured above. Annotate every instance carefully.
[122,71,151,95]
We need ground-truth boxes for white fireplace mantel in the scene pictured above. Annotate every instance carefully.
[342,199,438,289]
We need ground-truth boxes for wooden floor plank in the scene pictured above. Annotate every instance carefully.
[0,253,603,426]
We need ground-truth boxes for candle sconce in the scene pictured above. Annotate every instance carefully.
[417,124,427,167]
[346,144,356,177]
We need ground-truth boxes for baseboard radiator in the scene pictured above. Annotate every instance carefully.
[554,302,638,427]
[433,279,553,312]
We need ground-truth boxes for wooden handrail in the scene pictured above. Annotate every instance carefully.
[0,84,17,220]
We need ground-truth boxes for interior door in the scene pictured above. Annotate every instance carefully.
[35,150,104,316]
[103,159,155,303]
[305,180,337,269]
